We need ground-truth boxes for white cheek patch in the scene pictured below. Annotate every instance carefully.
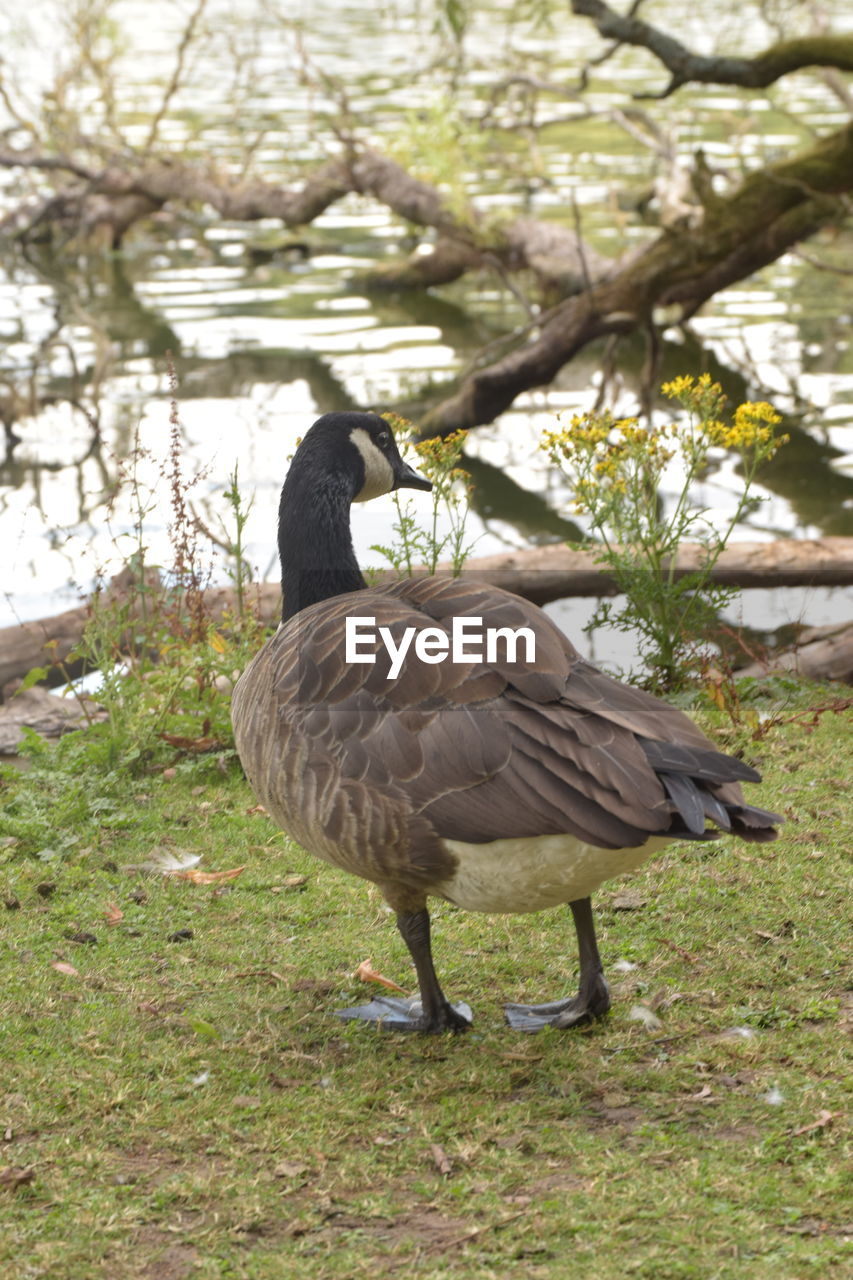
[351,428,396,501]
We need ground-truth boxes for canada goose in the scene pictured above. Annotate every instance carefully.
[231,411,781,1033]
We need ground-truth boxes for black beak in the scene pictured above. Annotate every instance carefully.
[394,460,432,492]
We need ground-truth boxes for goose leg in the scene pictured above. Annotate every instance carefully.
[504,897,611,1033]
[334,908,472,1033]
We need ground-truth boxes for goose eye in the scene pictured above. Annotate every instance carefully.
[377,431,391,448]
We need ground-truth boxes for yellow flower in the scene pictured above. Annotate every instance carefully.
[727,402,782,449]
[704,419,730,447]
[619,422,649,447]
[661,375,694,399]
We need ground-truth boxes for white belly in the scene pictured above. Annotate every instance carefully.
[434,833,671,914]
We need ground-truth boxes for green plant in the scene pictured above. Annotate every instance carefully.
[371,417,478,576]
[390,97,484,224]
[541,375,788,691]
[0,683,849,1276]
[13,380,267,795]
[220,463,255,620]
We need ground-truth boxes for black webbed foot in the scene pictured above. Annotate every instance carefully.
[334,995,472,1033]
[504,898,611,1032]
[504,974,610,1032]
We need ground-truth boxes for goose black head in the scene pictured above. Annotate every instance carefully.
[289,412,432,504]
[277,412,432,621]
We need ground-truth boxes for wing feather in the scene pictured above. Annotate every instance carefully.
[232,574,778,901]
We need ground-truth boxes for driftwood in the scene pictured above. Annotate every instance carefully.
[736,620,853,684]
[436,537,853,604]
[7,122,846,435]
[0,687,106,756]
[0,573,281,696]
[1,537,851,695]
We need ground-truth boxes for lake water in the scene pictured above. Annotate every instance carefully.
[1,0,852,669]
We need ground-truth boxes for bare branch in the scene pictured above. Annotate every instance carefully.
[571,0,853,96]
[819,66,853,113]
[791,247,853,277]
[144,0,209,154]
[0,59,40,142]
[421,122,853,432]
[0,149,97,180]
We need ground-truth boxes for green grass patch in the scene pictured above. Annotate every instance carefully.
[1,682,850,1278]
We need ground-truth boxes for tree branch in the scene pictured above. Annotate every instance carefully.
[143,0,209,154]
[0,141,616,291]
[571,0,853,95]
[422,123,853,433]
[0,149,97,180]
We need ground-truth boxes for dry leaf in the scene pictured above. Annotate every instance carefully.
[689,1084,714,1101]
[601,1090,632,1108]
[430,1144,452,1176]
[791,1109,839,1137]
[246,804,267,815]
[611,890,648,911]
[103,902,124,926]
[159,732,224,753]
[354,959,408,995]
[51,961,79,978]
[660,937,699,963]
[0,1166,34,1190]
[170,866,245,884]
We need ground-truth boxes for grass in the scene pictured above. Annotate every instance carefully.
[0,680,850,1279]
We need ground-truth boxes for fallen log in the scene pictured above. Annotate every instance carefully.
[445,536,853,604]
[0,687,107,756]
[0,572,281,696]
[736,619,853,683]
[1,537,851,695]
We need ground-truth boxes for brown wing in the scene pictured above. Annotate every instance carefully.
[232,577,777,900]
[382,578,777,844]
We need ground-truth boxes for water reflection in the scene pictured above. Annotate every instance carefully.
[1,2,852,636]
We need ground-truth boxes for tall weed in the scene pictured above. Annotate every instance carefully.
[542,375,788,690]
[371,417,477,575]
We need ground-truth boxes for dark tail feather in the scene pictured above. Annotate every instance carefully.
[639,737,761,785]
[729,804,783,843]
[701,790,732,832]
[641,735,781,843]
[660,771,706,836]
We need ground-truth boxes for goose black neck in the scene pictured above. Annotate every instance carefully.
[278,465,366,622]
